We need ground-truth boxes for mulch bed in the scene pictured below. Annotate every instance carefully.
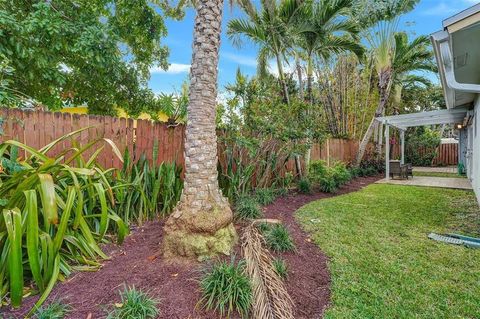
[2,176,380,319]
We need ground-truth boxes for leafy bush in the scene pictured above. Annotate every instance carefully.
[297,178,312,194]
[199,259,252,318]
[115,145,183,224]
[331,162,351,186]
[319,173,338,193]
[234,195,262,220]
[309,160,328,179]
[260,224,295,253]
[0,129,129,310]
[106,286,159,319]
[405,127,441,166]
[272,258,288,279]
[254,188,275,205]
[34,301,70,319]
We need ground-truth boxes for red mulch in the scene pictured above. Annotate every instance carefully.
[2,176,380,319]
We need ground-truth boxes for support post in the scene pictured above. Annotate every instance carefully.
[400,130,405,165]
[385,123,390,180]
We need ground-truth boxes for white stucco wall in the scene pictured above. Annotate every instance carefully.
[469,97,480,203]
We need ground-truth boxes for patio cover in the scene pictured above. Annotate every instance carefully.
[376,107,470,179]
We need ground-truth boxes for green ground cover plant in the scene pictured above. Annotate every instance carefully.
[259,223,295,253]
[272,258,288,279]
[33,301,70,319]
[234,195,262,220]
[106,286,159,319]
[199,258,252,318]
[297,184,480,318]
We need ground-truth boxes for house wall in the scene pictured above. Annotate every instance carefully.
[469,97,480,203]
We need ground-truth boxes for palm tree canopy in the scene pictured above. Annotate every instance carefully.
[294,0,364,60]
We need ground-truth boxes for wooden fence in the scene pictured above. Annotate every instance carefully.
[0,109,364,173]
[0,109,458,171]
[391,142,458,166]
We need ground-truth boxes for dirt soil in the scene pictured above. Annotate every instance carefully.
[2,176,380,319]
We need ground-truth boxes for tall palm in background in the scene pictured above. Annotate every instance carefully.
[354,0,424,165]
[228,0,303,105]
[162,0,237,259]
[294,0,364,104]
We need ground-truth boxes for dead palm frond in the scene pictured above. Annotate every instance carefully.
[242,224,294,319]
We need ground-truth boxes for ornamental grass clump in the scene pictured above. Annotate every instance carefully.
[260,224,295,253]
[34,301,70,319]
[272,258,288,279]
[255,188,276,205]
[199,258,252,318]
[106,286,159,319]
[234,195,262,220]
[297,178,312,194]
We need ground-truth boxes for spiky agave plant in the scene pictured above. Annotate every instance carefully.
[0,128,128,312]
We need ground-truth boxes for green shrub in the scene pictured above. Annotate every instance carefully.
[297,178,312,194]
[320,174,338,193]
[309,160,328,179]
[261,224,295,253]
[255,188,276,205]
[34,301,70,319]
[331,162,351,186]
[234,195,262,220]
[272,258,288,279]
[106,286,159,319]
[199,259,252,318]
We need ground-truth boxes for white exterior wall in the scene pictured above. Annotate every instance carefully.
[469,97,480,203]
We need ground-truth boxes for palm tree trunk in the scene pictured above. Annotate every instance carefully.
[163,0,237,259]
[296,56,304,101]
[276,54,290,105]
[355,69,392,166]
[307,55,314,104]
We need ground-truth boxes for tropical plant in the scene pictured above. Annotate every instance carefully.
[228,0,304,105]
[0,129,128,311]
[234,195,262,220]
[199,258,252,318]
[115,146,183,225]
[106,285,159,319]
[260,224,295,253]
[294,0,364,103]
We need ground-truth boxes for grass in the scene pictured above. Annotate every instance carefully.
[234,195,262,220]
[297,184,480,319]
[106,286,159,319]
[413,171,467,178]
[199,259,252,318]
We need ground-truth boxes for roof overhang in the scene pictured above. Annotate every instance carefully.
[376,107,471,130]
[431,3,480,109]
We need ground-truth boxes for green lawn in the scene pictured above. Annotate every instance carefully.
[413,171,467,178]
[297,184,480,319]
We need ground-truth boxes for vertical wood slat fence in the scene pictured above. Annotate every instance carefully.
[0,109,363,173]
[391,142,458,166]
[4,108,460,174]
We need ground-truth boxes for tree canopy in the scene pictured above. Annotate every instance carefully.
[0,0,181,115]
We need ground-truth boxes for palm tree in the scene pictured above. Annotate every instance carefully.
[294,0,363,104]
[227,0,303,105]
[355,9,430,165]
[162,0,237,259]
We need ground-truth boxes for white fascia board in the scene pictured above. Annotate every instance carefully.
[431,30,480,108]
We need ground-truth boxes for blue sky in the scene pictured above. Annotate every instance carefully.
[148,0,479,95]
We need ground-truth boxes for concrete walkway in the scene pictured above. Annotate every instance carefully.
[376,176,472,190]
[413,166,458,173]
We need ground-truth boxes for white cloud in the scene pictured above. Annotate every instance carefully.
[151,63,190,74]
[222,52,258,67]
